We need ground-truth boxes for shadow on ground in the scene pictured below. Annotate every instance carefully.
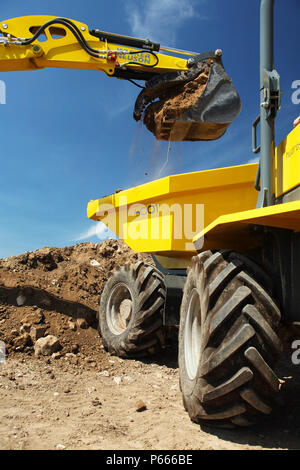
[141,339,300,449]
[140,329,179,370]
[200,352,300,450]
[0,285,97,326]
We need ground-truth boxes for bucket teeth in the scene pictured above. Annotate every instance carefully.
[134,55,241,142]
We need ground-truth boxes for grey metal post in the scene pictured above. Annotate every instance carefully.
[256,0,279,208]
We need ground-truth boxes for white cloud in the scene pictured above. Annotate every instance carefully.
[126,0,199,45]
[74,222,117,242]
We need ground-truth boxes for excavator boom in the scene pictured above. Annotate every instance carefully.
[0,15,241,141]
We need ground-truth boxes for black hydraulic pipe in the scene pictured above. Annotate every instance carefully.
[90,29,160,52]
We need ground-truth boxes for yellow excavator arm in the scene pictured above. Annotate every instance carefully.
[0,15,241,141]
[0,15,189,75]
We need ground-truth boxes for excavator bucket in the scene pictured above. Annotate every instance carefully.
[134,52,241,142]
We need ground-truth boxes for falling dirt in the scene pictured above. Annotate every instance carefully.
[1,240,300,450]
[143,58,236,142]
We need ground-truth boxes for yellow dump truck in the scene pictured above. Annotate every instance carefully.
[1,0,299,429]
[88,0,300,428]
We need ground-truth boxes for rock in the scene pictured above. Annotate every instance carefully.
[77,318,88,329]
[68,321,76,331]
[12,333,31,350]
[98,370,110,377]
[90,259,101,267]
[56,444,65,450]
[124,376,133,382]
[91,398,102,407]
[52,352,63,360]
[84,357,94,363]
[135,400,147,412]
[71,343,79,354]
[113,376,122,385]
[29,326,47,343]
[22,310,44,325]
[99,244,115,258]
[65,353,78,364]
[34,335,61,356]
[16,294,26,306]
[63,388,71,394]
[20,323,31,334]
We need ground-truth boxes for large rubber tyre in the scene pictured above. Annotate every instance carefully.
[179,250,283,427]
[98,261,166,358]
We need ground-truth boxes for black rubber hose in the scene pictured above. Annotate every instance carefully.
[21,18,159,65]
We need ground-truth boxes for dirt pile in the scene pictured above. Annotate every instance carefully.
[1,241,300,450]
[143,62,212,141]
[0,240,152,363]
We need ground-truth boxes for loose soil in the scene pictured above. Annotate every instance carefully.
[0,240,300,450]
[143,62,212,141]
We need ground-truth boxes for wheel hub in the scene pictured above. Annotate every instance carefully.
[106,283,133,335]
[184,288,201,380]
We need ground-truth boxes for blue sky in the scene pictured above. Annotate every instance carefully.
[0,0,299,258]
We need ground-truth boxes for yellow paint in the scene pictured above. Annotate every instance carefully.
[87,163,258,260]
[275,124,300,197]
[89,130,300,267]
[193,199,300,251]
[0,15,188,75]
[191,127,300,254]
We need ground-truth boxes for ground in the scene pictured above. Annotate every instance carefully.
[0,240,300,450]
